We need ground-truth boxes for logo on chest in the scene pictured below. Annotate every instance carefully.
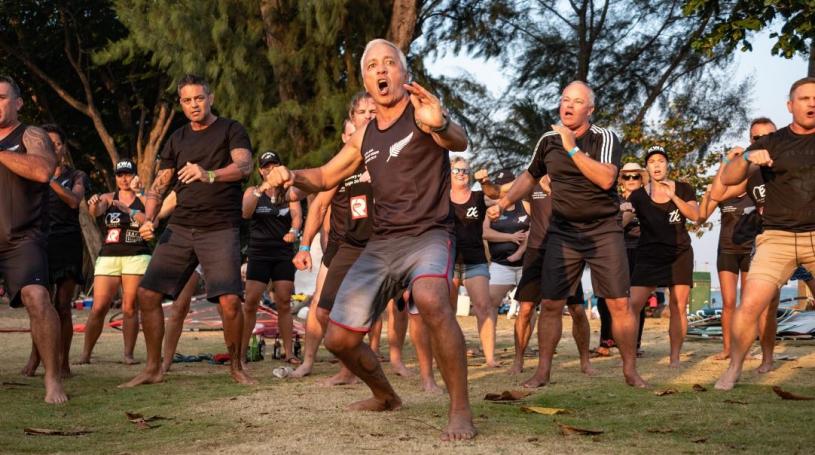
[350,195,369,219]
[465,206,479,219]
[105,212,122,227]
[752,184,766,202]
[667,209,681,224]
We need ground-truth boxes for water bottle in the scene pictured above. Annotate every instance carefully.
[272,335,281,360]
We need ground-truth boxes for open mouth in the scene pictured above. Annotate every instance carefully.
[377,79,389,95]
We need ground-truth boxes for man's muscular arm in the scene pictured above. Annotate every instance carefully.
[176,147,252,184]
[0,126,56,183]
[145,169,175,222]
[50,174,85,209]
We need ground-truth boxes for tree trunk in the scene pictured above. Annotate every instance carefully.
[387,0,418,53]
[79,202,102,267]
[809,40,814,77]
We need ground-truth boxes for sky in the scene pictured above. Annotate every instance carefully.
[425,30,809,290]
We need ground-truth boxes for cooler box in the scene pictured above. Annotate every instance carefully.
[690,271,711,313]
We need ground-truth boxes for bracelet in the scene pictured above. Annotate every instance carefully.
[742,151,750,161]
[289,228,301,236]
[298,245,310,252]
[129,209,140,218]
[567,146,580,158]
[252,187,263,198]
[207,170,216,183]
[432,112,450,134]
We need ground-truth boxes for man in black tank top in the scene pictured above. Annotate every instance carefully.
[265,39,476,441]
[488,81,646,389]
[716,78,815,390]
[123,75,256,388]
[0,75,67,403]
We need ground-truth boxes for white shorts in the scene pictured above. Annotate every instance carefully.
[489,262,523,286]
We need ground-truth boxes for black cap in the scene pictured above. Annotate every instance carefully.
[492,168,515,186]
[114,160,135,175]
[259,151,282,167]
[644,145,669,164]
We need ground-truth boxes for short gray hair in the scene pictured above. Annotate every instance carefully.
[360,39,408,75]
[563,80,596,107]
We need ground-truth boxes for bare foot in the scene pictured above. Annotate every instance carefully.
[319,371,359,386]
[713,350,730,361]
[624,371,649,388]
[44,377,68,404]
[757,361,774,374]
[441,411,477,441]
[668,359,681,369]
[118,369,164,388]
[60,367,73,379]
[20,363,37,377]
[581,363,598,376]
[289,362,313,378]
[714,367,740,391]
[522,373,549,388]
[75,356,91,365]
[421,378,443,394]
[123,356,140,365]
[160,363,172,374]
[483,361,501,368]
[230,368,258,385]
[390,362,413,377]
[347,395,402,412]
[508,360,523,375]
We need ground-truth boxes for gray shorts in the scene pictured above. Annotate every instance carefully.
[329,229,454,332]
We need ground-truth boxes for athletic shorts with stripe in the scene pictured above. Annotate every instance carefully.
[329,229,454,332]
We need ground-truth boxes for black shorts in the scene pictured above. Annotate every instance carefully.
[47,231,84,284]
[515,248,584,305]
[322,239,340,268]
[541,220,630,300]
[318,242,364,311]
[631,247,693,287]
[140,224,242,302]
[717,250,751,274]
[1,239,50,308]
[246,257,295,283]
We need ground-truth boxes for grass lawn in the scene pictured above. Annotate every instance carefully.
[1,306,813,454]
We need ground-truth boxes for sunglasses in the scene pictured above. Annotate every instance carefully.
[621,174,642,181]
[751,134,768,141]
[451,168,470,175]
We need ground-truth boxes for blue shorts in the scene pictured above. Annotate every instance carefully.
[329,229,454,332]
[791,265,813,282]
[453,262,489,281]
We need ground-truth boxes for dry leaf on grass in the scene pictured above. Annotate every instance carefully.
[520,406,568,415]
[484,390,533,401]
[24,428,92,436]
[692,384,707,392]
[2,381,30,387]
[692,437,708,443]
[772,386,815,401]
[557,423,604,436]
[723,399,749,405]
[654,388,679,396]
[646,428,673,434]
[125,412,170,430]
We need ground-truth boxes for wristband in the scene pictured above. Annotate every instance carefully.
[129,209,140,218]
[298,245,310,252]
[252,187,263,198]
[432,112,450,134]
[567,146,580,158]
[289,228,301,236]
[742,151,750,162]
[207,170,216,183]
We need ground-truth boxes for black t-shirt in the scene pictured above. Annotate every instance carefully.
[527,125,622,233]
[748,127,815,232]
[99,192,151,257]
[527,184,551,250]
[746,169,767,210]
[361,102,454,238]
[247,193,294,261]
[622,194,641,250]
[452,190,487,264]
[488,202,529,267]
[47,166,89,237]
[718,193,755,254]
[733,169,766,244]
[629,182,696,255]
[0,124,48,244]
[329,179,349,245]
[343,165,373,248]
[159,117,252,230]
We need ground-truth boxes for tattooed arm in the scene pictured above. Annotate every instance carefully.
[50,171,86,209]
[176,147,252,184]
[144,169,175,222]
[0,126,57,183]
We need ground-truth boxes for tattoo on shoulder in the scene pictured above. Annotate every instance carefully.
[147,168,173,200]
[231,148,252,175]
[22,127,56,161]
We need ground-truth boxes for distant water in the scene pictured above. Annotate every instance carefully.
[708,286,801,308]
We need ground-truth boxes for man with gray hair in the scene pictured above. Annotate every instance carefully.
[0,75,67,403]
[489,80,646,389]
[265,38,476,441]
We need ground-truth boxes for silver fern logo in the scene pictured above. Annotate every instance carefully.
[386,132,414,162]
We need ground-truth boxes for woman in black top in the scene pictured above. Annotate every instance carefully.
[449,157,494,367]
[241,152,302,366]
[79,160,149,364]
[482,169,530,368]
[629,146,699,368]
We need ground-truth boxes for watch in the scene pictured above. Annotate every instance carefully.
[207,170,216,183]
[432,112,450,134]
